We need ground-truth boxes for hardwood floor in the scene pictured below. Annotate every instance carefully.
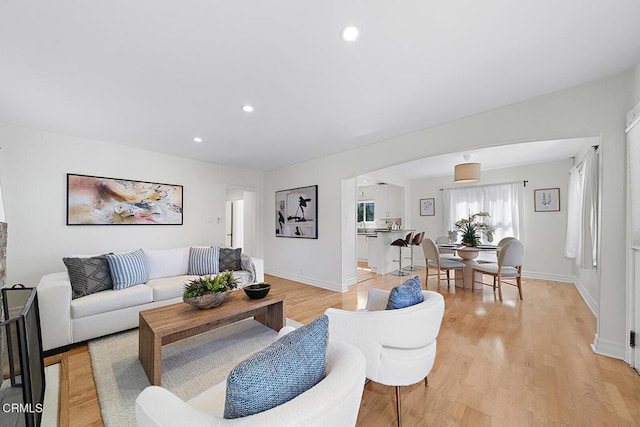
[45,269,640,426]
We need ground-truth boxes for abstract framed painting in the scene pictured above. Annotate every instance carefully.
[66,174,183,225]
[275,185,318,239]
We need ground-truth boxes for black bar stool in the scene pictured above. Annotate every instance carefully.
[390,232,413,276]
[404,231,425,271]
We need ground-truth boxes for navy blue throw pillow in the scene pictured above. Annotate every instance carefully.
[386,276,424,310]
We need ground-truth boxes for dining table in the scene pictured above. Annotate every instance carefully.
[437,244,498,291]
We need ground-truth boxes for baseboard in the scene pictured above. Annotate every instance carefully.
[520,270,575,283]
[264,269,350,292]
[571,276,598,317]
[592,334,626,360]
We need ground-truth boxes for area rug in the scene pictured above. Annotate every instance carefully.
[89,318,302,427]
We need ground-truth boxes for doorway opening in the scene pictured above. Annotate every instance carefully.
[225,189,258,256]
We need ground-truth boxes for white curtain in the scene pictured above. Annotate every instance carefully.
[443,182,524,243]
[564,148,599,268]
[564,166,582,258]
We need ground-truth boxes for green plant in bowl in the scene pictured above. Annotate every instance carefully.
[183,271,238,309]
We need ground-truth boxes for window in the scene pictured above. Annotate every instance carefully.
[357,201,375,223]
[443,182,524,243]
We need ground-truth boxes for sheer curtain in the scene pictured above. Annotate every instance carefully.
[443,182,524,243]
[564,167,582,258]
[565,148,599,268]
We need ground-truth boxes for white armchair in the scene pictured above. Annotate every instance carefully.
[325,289,445,425]
[135,340,366,427]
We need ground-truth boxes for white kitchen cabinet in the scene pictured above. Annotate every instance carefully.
[357,234,368,261]
[384,185,404,219]
[367,235,379,273]
[356,184,404,221]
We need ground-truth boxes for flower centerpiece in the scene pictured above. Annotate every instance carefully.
[454,212,494,247]
[183,270,238,309]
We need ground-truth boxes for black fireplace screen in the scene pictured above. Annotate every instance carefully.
[1,285,45,427]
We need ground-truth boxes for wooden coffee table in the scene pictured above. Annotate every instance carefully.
[138,292,285,385]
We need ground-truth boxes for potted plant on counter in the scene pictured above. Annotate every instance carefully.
[455,212,494,247]
[183,270,238,309]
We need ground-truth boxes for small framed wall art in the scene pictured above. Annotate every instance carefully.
[275,185,318,238]
[420,198,435,216]
[67,174,183,225]
[534,188,560,212]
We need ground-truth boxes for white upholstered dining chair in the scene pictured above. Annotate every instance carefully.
[325,289,445,426]
[435,236,458,258]
[472,238,525,301]
[422,237,465,290]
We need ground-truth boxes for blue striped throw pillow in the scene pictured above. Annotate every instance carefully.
[106,249,149,290]
[188,247,220,275]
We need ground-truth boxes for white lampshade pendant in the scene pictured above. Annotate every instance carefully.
[454,155,481,183]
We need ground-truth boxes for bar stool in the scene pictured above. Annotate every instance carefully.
[404,231,424,271]
[390,232,413,276]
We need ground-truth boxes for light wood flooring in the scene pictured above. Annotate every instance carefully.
[45,267,640,426]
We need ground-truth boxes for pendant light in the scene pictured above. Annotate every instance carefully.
[454,155,480,183]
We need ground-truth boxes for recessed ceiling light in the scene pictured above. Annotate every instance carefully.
[242,105,254,113]
[193,137,203,143]
[341,26,359,42]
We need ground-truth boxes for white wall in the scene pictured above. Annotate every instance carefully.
[0,123,264,286]
[632,64,640,104]
[264,70,631,359]
[407,159,576,283]
[242,191,258,257]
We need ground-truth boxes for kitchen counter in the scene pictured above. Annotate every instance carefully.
[357,229,411,236]
[363,229,416,275]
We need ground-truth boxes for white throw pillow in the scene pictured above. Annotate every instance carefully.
[144,247,190,280]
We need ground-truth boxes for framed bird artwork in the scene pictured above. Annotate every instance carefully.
[275,185,318,238]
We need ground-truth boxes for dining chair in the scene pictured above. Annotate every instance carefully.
[496,237,517,255]
[476,236,516,263]
[435,236,459,259]
[390,232,413,276]
[472,238,525,301]
[422,237,464,289]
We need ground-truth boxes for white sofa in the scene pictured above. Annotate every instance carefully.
[37,247,264,352]
[135,340,366,427]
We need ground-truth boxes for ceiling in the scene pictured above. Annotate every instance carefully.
[362,137,590,184]
[1,2,639,172]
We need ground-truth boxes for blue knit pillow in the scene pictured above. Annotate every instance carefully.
[386,276,424,310]
[188,247,220,275]
[106,249,148,290]
[223,315,329,419]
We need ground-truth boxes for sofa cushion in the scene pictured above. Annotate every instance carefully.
[63,255,113,299]
[386,276,424,310]
[70,284,153,319]
[146,275,199,301]
[240,253,256,282]
[188,247,220,275]
[218,247,242,271]
[232,270,253,288]
[223,315,328,419]
[144,247,190,280]
[107,249,149,290]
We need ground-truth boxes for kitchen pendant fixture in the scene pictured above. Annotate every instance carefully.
[454,155,480,183]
